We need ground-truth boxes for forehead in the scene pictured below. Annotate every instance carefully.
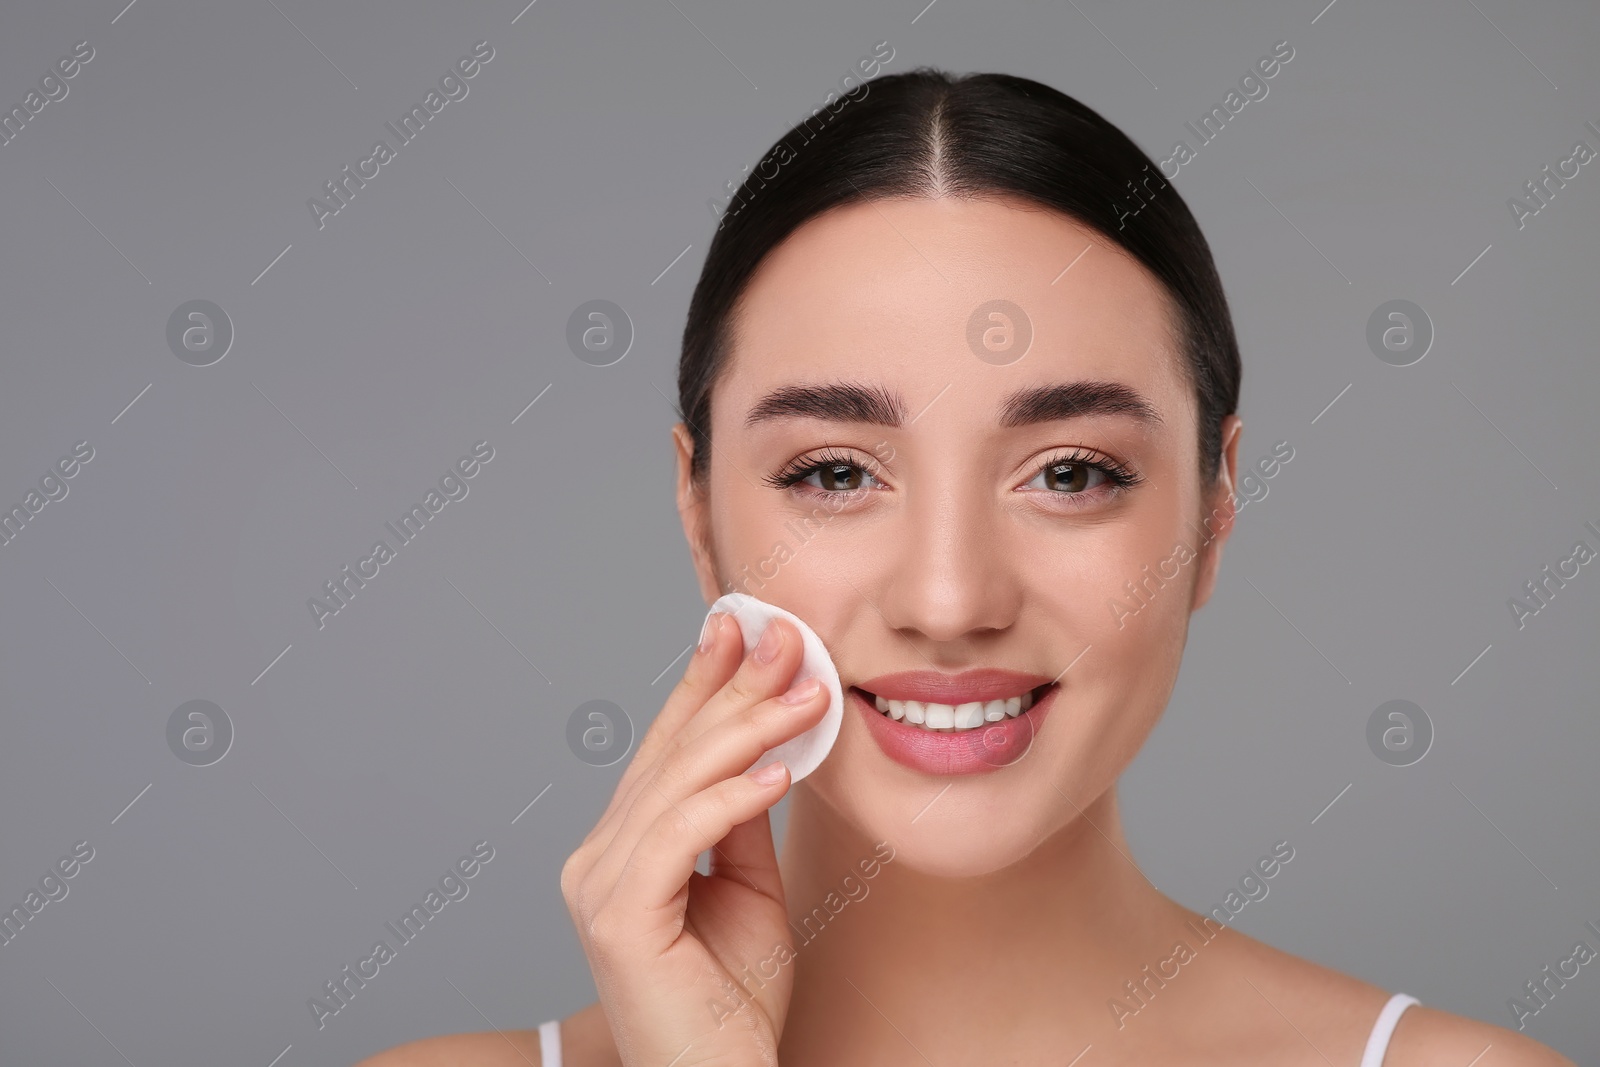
[719,195,1190,419]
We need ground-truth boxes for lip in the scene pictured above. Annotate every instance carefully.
[852,675,1057,777]
[854,668,1056,704]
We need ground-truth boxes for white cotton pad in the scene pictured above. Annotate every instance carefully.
[704,592,843,783]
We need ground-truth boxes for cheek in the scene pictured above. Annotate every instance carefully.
[708,484,787,581]
[1033,507,1198,763]
[1039,507,1194,640]
[710,485,866,593]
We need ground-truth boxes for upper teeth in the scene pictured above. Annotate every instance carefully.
[872,688,1037,731]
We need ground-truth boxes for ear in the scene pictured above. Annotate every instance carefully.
[1189,413,1243,613]
[672,422,724,605]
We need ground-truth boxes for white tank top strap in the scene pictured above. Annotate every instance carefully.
[538,1017,562,1067]
[1360,993,1420,1067]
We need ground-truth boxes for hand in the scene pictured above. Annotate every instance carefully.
[560,612,828,1067]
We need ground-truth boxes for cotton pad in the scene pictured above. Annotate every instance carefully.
[704,592,843,783]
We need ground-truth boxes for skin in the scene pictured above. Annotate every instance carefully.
[357,196,1575,1066]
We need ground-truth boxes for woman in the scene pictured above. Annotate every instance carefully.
[359,69,1575,1066]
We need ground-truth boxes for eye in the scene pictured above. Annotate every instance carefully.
[1020,448,1141,499]
[763,448,884,494]
[803,463,876,492]
[1027,460,1107,493]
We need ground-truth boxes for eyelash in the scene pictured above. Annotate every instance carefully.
[1027,448,1144,499]
[762,446,1143,503]
[763,447,883,493]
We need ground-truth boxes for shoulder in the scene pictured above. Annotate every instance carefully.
[1176,915,1573,1065]
[351,1002,620,1067]
[351,1029,541,1067]
[1385,1006,1577,1067]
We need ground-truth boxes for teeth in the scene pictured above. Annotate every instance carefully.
[874,686,1045,732]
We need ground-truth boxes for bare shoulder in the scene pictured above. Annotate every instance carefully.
[351,1002,620,1067]
[350,1029,541,1067]
[1184,916,1574,1066]
[1386,1006,1577,1067]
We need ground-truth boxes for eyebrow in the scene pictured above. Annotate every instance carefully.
[742,379,1163,429]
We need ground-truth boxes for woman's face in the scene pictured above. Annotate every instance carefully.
[674,195,1241,878]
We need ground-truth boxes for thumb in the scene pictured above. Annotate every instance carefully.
[708,807,784,902]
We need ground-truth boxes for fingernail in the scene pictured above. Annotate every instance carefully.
[749,761,787,784]
[753,622,784,663]
[780,676,820,704]
[699,612,723,654]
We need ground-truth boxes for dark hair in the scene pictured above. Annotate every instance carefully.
[677,66,1241,487]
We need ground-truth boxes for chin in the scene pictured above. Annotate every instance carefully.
[802,736,1078,881]
[881,821,1053,880]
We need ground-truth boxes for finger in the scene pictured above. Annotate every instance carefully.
[607,761,793,943]
[593,615,806,855]
[587,677,820,911]
[590,670,824,898]
[592,611,744,836]
[677,616,809,751]
[708,809,784,901]
[565,614,744,898]
[632,611,745,775]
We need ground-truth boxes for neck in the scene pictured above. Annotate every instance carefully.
[775,782,1185,1059]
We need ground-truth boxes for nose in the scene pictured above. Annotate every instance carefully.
[872,478,1023,645]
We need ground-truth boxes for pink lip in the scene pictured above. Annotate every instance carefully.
[855,668,1056,704]
[852,680,1057,777]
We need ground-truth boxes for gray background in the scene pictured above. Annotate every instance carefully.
[1,0,1596,1063]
